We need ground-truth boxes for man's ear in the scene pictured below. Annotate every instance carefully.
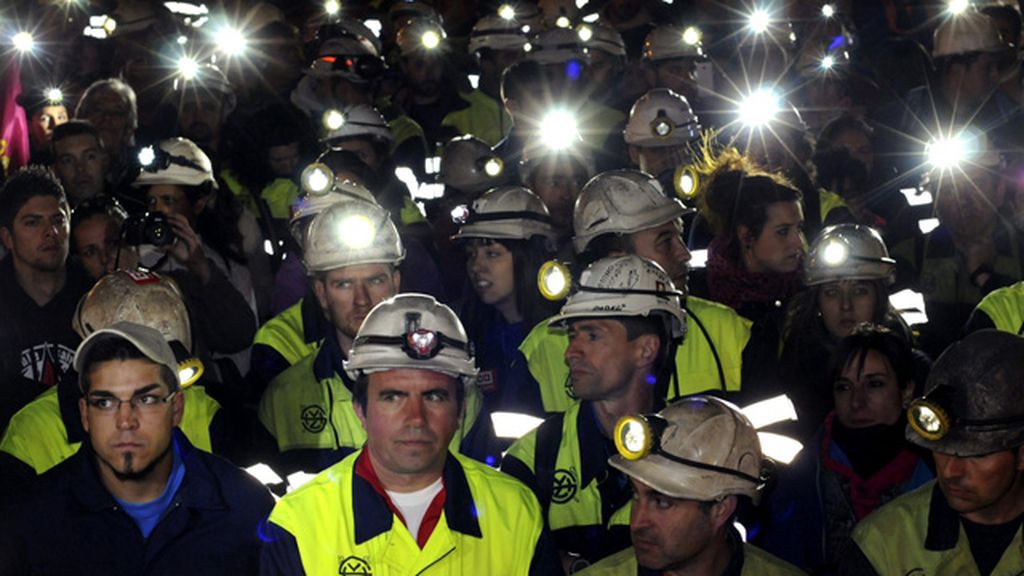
[633,334,660,369]
[709,495,738,531]
[170,388,184,428]
[313,277,329,311]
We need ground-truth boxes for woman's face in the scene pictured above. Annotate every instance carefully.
[741,201,806,274]
[818,280,878,339]
[465,240,518,321]
[73,213,137,280]
[833,349,911,428]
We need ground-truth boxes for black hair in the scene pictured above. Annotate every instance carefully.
[577,232,635,270]
[352,371,466,412]
[51,120,105,156]
[70,196,128,254]
[825,323,914,391]
[78,335,178,393]
[0,165,68,230]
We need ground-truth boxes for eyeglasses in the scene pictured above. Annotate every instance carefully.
[86,390,178,414]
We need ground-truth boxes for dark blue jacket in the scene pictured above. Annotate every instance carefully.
[0,430,274,575]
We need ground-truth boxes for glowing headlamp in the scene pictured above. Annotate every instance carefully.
[555,15,571,29]
[482,157,504,177]
[682,26,701,46]
[301,162,335,195]
[12,31,34,53]
[908,399,950,441]
[821,239,848,266]
[324,0,341,16]
[339,214,376,248]
[138,146,157,167]
[322,108,346,131]
[674,165,699,199]
[538,260,571,301]
[421,29,441,50]
[450,204,471,225]
[925,135,968,171]
[651,113,674,138]
[45,88,64,105]
[820,55,835,70]
[540,109,579,151]
[614,415,658,460]
[214,26,247,56]
[177,56,200,81]
[499,4,516,20]
[747,8,771,34]
[821,3,836,18]
[738,88,781,128]
[178,358,205,388]
[577,24,593,42]
[947,0,970,15]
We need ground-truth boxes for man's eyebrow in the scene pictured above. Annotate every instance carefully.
[87,383,163,398]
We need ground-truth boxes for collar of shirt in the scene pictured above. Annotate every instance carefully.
[313,328,355,390]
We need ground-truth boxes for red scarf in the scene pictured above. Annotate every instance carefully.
[356,450,447,548]
[706,236,803,312]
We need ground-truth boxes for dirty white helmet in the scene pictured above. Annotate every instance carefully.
[625,88,702,148]
[73,269,193,353]
[469,14,530,54]
[643,24,705,61]
[805,224,896,286]
[322,104,393,144]
[396,17,447,55]
[133,137,218,190]
[933,10,1006,59]
[438,135,509,194]
[290,167,379,246]
[345,293,477,384]
[453,186,558,249]
[303,200,405,272]
[177,64,237,116]
[610,395,768,503]
[526,27,589,65]
[573,170,692,254]
[549,255,687,339]
[579,23,626,58]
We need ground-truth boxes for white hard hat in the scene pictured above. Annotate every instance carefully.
[290,167,379,246]
[322,104,393,144]
[933,10,1006,59]
[453,186,558,249]
[303,200,405,273]
[73,269,193,353]
[345,293,478,384]
[580,23,626,58]
[805,224,896,286]
[610,396,768,503]
[526,27,589,65]
[573,170,692,254]
[549,255,687,340]
[178,64,237,116]
[438,135,509,194]
[396,17,447,55]
[469,14,530,54]
[643,25,705,61]
[624,88,702,148]
[133,137,217,190]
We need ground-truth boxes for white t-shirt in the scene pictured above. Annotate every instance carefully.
[386,477,444,542]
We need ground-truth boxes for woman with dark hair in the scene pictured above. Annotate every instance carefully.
[453,185,560,465]
[760,323,934,575]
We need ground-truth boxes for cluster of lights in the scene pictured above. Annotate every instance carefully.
[499,4,516,20]
[737,88,781,128]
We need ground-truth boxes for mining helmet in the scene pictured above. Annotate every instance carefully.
[452,186,558,249]
[133,137,218,189]
[643,24,705,61]
[468,13,530,54]
[933,10,1006,59]
[804,224,895,286]
[437,135,509,195]
[321,104,393,145]
[624,88,702,148]
[303,200,405,272]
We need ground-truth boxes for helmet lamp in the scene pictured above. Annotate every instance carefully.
[177,358,205,388]
[908,399,951,441]
[322,108,346,132]
[537,260,571,301]
[614,415,656,460]
[682,26,701,46]
[301,162,335,195]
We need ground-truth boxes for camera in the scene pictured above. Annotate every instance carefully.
[122,212,174,247]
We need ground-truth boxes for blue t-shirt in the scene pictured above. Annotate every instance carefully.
[114,438,187,539]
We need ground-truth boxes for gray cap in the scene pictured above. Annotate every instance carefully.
[74,322,178,390]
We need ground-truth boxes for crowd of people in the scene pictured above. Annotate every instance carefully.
[0,0,1023,574]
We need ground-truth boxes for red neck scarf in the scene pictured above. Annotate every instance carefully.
[706,236,803,312]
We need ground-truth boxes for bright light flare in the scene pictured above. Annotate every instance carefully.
[339,215,375,249]
[177,55,200,80]
[214,26,247,56]
[555,15,571,29]
[499,4,516,20]
[948,0,970,15]
[138,146,156,167]
[12,31,34,53]
[45,88,63,103]
[324,0,341,16]
[821,3,836,18]
[747,8,770,34]
[322,109,346,131]
[682,26,701,46]
[926,136,967,170]
[483,157,503,177]
[821,239,848,265]
[820,55,835,70]
[738,88,780,128]
[577,24,593,42]
[421,30,441,49]
[540,109,579,151]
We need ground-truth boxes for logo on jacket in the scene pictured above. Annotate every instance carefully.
[551,468,578,503]
[338,555,372,575]
[301,405,327,433]
[19,343,75,387]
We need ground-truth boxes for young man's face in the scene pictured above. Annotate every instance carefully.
[1,195,70,273]
[79,358,182,485]
[314,263,401,343]
[53,133,108,202]
[147,184,199,224]
[29,105,68,147]
[629,479,721,571]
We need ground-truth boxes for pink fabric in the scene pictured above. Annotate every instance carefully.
[0,57,30,176]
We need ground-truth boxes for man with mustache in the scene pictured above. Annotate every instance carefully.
[576,396,802,575]
[0,322,273,573]
[844,330,1024,575]
[261,293,557,575]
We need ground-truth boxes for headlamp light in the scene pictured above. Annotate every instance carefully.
[177,358,205,388]
[12,31,35,53]
[177,56,200,81]
[483,157,504,177]
[674,165,699,199]
[926,136,967,171]
[947,0,970,15]
[339,214,376,249]
[301,162,335,195]
[821,3,836,18]
[322,109,346,132]
[682,26,701,46]
[498,4,516,20]
[651,114,674,138]
[214,26,247,56]
[450,204,470,225]
[537,260,571,301]
[421,30,441,50]
[738,88,780,128]
[820,55,835,70]
[138,146,157,167]
[577,24,593,42]
[540,109,579,151]
[614,415,656,460]
[821,239,848,266]
[555,15,571,29]
[324,0,341,16]
[747,8,770,34]
[908,399,951,441]
[45,88,64,105]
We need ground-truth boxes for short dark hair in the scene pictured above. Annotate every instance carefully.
[825,323,914,391]
[578,233,636,268]
[352,371,466,411]
[501,59,546,103]
[0,165,68,230]
[78,335,178,393]
[51,120,105,157]
[70,196,127,253]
